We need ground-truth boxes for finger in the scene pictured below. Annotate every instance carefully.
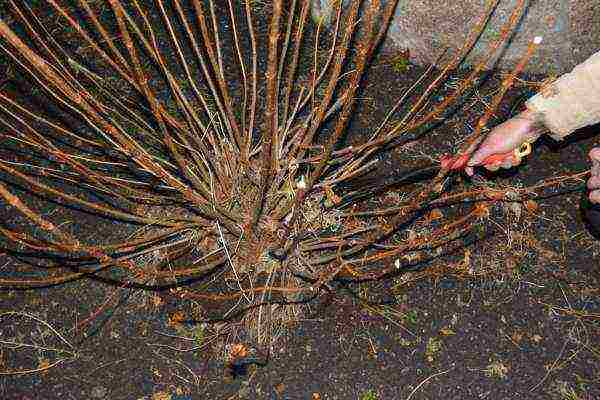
[590,189,600,204]
[590,147,600,176]
[588,175,600,190]
[486,163,500,172]
[500,157,515,169]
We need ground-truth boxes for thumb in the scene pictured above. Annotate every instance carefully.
[590,147,600,176]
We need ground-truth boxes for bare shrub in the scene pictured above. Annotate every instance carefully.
[0,0,585,348]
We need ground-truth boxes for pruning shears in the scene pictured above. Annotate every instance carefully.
[440,141,533,171]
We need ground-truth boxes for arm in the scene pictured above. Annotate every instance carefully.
[526,50,600,141]
[467,50,600,204]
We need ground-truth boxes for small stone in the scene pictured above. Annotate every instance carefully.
[238,381,250,399]
[91,386,108,399]
[275,383,285,396]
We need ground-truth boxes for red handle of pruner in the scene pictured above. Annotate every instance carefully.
[440,151,515,171]
[480,151,516,167]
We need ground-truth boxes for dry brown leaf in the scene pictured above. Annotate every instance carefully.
[511,331,524,343]
[151,294,163,308]
[440,327,456,336]
[525,199,538,213]
[428,208,443,221]
[167,311,185,328]
[229,343,249,360]
[152,391,172,400]
[37,358,50,375]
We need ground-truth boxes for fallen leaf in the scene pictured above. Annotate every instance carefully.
[152,391,172,400]
[167,311,185,328]
[485,360,509,379]
[425,337,443,363]
[511,332,523,343]
[151,294,163,308]
[37,358,50,375]
[229,343,249,360]
[275,383,285,396]
[428,208,443,221]
[324,185,341,206]
[440,327,455,336]
[473,202,490,218]
[531,334,543,343]
[525,200,538,213]
[391,48,411,73]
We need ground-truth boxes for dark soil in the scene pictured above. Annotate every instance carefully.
[1,3,599,400]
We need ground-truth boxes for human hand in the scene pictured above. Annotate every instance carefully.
[589,147,600,204]
[466,109,543,175]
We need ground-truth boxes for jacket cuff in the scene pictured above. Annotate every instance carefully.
[525,50,600,141]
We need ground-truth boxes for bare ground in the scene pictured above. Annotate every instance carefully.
[0,4,599,400]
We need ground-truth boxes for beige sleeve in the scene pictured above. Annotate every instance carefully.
[525,50,600,141]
